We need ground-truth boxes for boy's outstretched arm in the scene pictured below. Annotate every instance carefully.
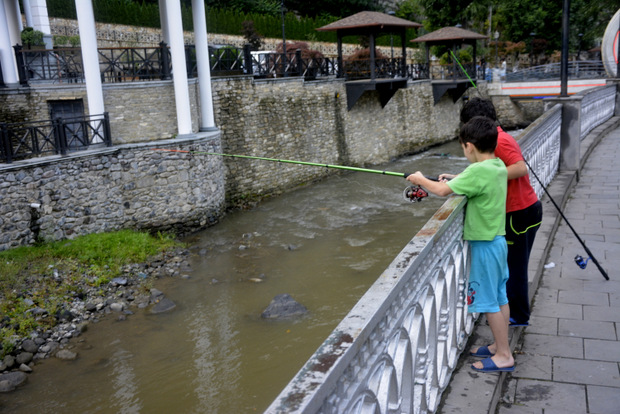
[406,172,453,197]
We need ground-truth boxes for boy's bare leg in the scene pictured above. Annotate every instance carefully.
[470,304,510,355]
[472,304,514,369]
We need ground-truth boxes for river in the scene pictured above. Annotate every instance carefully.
[0,139,469,413]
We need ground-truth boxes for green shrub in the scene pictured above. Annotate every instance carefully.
[21,27,45,47]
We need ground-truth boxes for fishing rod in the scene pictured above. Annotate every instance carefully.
[151,148,436,202]
[449,50,477,89]
[524,158,609,280]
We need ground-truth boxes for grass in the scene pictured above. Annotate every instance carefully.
[0,230,182,357]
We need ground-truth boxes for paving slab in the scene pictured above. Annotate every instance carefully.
[512,353,552,380]
[586,385,620,414]
[526,301,583,320]
[557,290,609,306]
[511,379,587,412]
[552,357,620,387]
[524,315,557,335]
[558,318,616,340]
[521,333,584,359]
[584,338,620,361]
[583,305,620,322]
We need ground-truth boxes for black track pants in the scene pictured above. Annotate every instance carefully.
[505,200,543,324]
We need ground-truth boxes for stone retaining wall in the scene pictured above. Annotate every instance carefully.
[211,76,464,204]
[0,134,225,251]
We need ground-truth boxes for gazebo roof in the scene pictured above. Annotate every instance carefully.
[411,26,488,43]
[317,11,422,32]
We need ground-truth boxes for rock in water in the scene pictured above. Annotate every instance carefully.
[55,350,78,360]
[261,294,308,319]
[0,371,28,391]
[150,297,176,314]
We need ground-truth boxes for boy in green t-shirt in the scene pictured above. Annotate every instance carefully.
[406,116,514,373]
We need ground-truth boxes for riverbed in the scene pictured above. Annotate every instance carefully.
[0,140,469,413]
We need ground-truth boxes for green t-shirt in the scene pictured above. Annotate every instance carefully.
[447,158,507,241]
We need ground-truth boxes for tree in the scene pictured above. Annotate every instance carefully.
[242,20,264,50]
[284,0,381,18]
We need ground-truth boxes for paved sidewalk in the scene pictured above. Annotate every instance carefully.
[440,117,620,414]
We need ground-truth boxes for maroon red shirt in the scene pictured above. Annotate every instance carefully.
[495,127,539,213]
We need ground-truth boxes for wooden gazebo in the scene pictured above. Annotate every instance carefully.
[317,11,422,110]
[412,26,488,104]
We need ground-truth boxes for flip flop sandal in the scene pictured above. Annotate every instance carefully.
[470,345,494,358]
[471,357,514,373]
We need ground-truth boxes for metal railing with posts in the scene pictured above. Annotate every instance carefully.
[15,45,84,84]
[0,113,111,164]
[13,44,483,84]
[14,44,170,84]
[578,84,616,140]
[505,60,607,82]
[98,44,171,82]
[519,104,562,198]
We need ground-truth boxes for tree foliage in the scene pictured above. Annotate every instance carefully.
[396,0,618,54]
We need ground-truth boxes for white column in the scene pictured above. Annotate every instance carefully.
[158,0,170,45]
[191,0,216,130]
[30,0,51,48]
[75,0,105,118]
[13,0,22,32]
[0,0,19,84]
[4,0,21,46]
[22,0,33,27]
[164,0,193,136]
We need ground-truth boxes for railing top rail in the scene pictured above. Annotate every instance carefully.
[517,104,562,150]
[505,60,608,82]
[575,82,616,98]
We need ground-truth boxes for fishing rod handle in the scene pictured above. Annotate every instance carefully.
[404,174,444,182]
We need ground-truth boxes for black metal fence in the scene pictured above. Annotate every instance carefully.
[0,113,111,164]
[12,43,488,85]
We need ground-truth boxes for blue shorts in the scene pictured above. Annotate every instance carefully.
[467,236,509,314]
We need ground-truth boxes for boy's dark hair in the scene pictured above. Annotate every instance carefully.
[461,97,497,123]
[459,116,498,154]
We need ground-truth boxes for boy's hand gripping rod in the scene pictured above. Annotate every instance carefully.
[151,148,437,202]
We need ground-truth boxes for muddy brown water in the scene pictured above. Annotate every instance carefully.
[1,140,469,413]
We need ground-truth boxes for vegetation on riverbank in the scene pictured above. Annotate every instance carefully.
[0,230,181,358]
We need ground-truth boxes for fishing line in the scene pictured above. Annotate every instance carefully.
[152,148,437,202]
[524,158,609,280]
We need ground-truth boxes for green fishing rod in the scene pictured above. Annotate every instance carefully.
[151,148,436,202]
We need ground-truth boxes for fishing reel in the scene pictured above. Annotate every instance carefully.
[403,185,428,203]
[574,255,590,269]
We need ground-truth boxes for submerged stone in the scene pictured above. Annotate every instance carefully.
[261,294,308,319]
